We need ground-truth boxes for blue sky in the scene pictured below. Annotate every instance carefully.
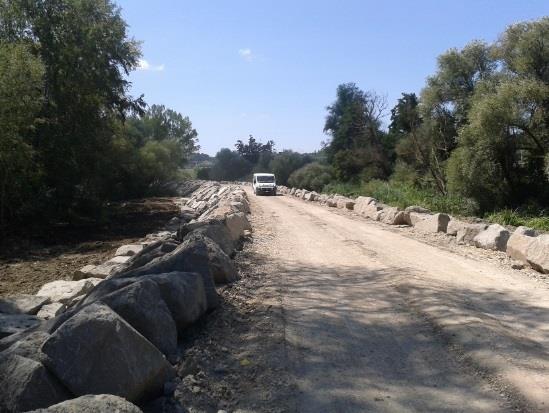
[118,0,548,155]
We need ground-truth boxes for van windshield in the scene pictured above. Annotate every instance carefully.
[257,176,275,183]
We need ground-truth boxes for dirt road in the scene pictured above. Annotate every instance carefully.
[245,189,549,413]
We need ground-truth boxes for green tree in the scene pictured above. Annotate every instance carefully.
[0,42,44,228]
[0,0,144,216]
[288,163,334,192]
[210,149,252,181]
[269,150,312,186]
[324,83,390,181]
[447,18,549,211]
[235,135,275,164]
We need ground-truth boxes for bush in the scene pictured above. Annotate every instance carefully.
[195,167,211,180]
[288,163,333,192]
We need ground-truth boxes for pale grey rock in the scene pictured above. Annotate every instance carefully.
[0,294,49,315]
[473,224,510,251]
[37,279,102,303]
[115,244,145,257]
[37,303,66,320]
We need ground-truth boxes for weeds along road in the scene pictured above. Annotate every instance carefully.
[246,188,549,413]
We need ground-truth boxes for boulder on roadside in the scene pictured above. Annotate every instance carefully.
[413,213,451,233]
[446,219,465,236]
[179,221,236,256]
[0,330,50,361]
[526,234,549,274]
[0,354,70,413]
[336,198,355,210]
[37,303,66,320]
[354,197,376,215]
[115,244,145,257]
[0,295,50,315]
[473,224,510,251]
[456,223,488,245]
[75,262,125,280]
[144,272,208,331]
[41,303,175,403]
[37,279,102,304]
[381,207,407,225]
[183,232,238,284]
[99,279,178,356]
[0,313,41,338]
[225,212,252,241]
[358,202,383,219]
[506,226,537,263]
[26,394,143,413]
[326,198,338,207]
[115,235,219,311]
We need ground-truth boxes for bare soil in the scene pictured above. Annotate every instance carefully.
[0,198,179,297]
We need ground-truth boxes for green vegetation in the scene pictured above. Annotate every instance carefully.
[288,163,333,192]
[0,0,198,234]
[323,180,478,217]
[319,17,548,228]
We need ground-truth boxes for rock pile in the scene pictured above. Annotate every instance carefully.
[0,181,251,412]
[276,185,549,274]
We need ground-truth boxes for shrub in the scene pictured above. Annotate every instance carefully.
[288,163,333,192]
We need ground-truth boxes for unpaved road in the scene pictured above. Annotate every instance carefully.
[244,190,549,413]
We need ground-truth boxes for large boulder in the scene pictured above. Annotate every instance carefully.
[178,221,235,256]
[326,198,338,208]
[381,207,407,225]
[473,224,510,251]
[144,272,208,331]
[358,202,383,219]
[0,354,70,412]
[116,236,218,311]
[0,294,50,315]
[41,303,174,403]
[26,394,143,413]
[526,234,549,274]
[183,232,238,284]
[225,212,252,241]
[506,226,537,263]
[336,198,355,210]
[354,197,376,215]
[456,223,488,245]
[36,279,102,304]
[37,303,66,320]
[0,330,50,361]
[99,279,178,356]
[413,213,451,233]
[0,313,41,338]
[446,219,465,236]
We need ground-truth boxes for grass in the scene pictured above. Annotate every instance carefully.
[323,180,549,231]
[323,180,478,217]
[486,209,549,231]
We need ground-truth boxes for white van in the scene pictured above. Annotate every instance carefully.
[252,173,277,196]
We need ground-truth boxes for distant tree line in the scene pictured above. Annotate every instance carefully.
[322,17,549,214]
[200,135,332,191]
[0,0,198,232]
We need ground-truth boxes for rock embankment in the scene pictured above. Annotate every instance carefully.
[0,181,251,413]
[277,185,549,274]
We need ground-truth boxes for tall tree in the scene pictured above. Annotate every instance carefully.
[235,135,275,164]
[0,0,144,214]
[324,83,389,181]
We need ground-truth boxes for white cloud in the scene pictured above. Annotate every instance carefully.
[137,58,165,72]
[238,48,254,62]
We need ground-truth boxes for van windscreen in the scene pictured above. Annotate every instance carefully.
[257,176,275,183]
